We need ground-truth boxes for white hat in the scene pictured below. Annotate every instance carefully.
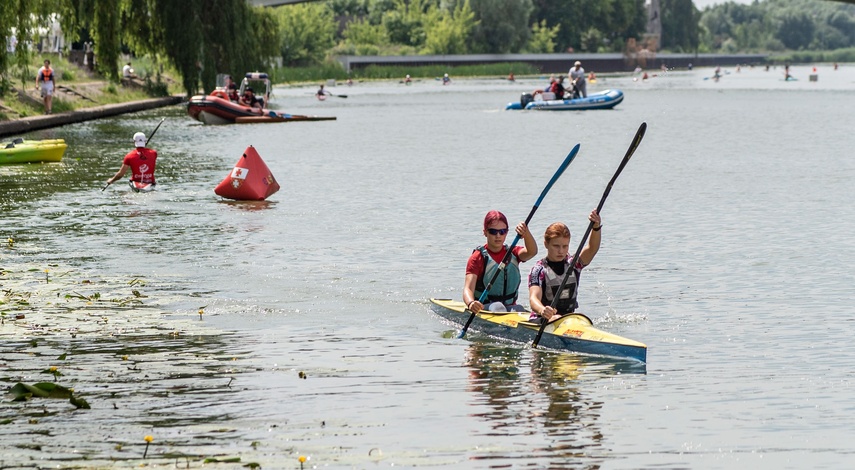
[574,61,582,66]
[133,132,146,147]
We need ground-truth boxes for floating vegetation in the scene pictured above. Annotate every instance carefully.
[0,261,260,468]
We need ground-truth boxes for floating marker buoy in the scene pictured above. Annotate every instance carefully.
[214,145,280,201]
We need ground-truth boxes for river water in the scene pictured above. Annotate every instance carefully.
[1,63,854,469]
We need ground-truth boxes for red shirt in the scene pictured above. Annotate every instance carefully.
[466,245,524,279]
[123,148,158,184]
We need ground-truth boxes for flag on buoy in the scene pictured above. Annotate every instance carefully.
[214,145,280,200]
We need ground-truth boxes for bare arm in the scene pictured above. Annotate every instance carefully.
[106,164,130,185]
[463,273,482,314]
[529,285,559,321]
[516,222,538,262]
[579,210,602,266]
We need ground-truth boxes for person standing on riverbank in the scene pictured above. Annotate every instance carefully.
[105,132,158,188]
[35,59,55,114]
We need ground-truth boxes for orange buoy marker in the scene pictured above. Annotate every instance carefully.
[214,145,280,200]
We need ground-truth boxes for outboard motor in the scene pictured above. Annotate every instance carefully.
[520,93,533,108]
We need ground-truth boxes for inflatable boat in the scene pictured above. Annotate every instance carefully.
[506,89,624,111]
[188,72,272,124]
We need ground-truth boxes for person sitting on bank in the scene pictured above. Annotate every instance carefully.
[240,86,263,110]
[122,62,135,79]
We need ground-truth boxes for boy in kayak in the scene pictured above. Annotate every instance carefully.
[528,210,602,322]
[105,132,158,188]
[463,210,537,314]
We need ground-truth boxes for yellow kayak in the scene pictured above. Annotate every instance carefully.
[0,138,67,164]
[430,298,647,363]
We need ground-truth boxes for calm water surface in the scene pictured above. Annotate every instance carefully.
[2,64,854,469]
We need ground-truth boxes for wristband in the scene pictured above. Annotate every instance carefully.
[592,225,602,231]
[467,300,475,310]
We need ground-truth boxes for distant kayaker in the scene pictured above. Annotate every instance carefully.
[403,74,412,84]
[105,132,158,188]
[35,59,54,114]
[463,210,537,314]
[528,210,602,322]
[442,73,451,85]
[316,84,330,100]
[569,60,587,98]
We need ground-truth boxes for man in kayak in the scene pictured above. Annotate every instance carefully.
[527,210,602,322]
[316,84,330,100]
[105,132,158,188]
[463,210,537,314]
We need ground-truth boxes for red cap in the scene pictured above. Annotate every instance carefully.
[483,210,508,231]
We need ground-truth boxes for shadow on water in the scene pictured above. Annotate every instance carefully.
[462,341,644,468]
[0,330,260,467]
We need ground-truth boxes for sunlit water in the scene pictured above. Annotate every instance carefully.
[1,64,854,469]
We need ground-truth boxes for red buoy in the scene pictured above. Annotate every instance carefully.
[214,145,280,200]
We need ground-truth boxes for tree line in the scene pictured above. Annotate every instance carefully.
[3,0,855,98]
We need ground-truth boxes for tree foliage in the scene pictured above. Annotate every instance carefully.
[527,19,560,53]
[661,0,699,52]
[698,0,855,53]
[275,3,336,66]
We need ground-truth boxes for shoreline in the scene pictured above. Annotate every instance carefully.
[0,95,186,139]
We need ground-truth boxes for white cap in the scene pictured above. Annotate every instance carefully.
[574,61,582,66]
[133,132,146,147]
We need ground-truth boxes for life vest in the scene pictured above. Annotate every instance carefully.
[40,68,53,82]
[539,257,581,314]
[474,245,521,306]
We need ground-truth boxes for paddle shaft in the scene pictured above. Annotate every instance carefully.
[458,143,581,339]
[532,122,647,348]
[102,118,165,191]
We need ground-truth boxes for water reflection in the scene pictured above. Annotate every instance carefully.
[464,341,643,468]
[217,199,277,212]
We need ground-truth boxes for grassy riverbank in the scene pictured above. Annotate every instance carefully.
[0,54,182,120]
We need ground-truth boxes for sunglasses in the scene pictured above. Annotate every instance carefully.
[487,228,509,236]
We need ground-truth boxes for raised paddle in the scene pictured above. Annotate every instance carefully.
[457,143,581,339]
[532,122,647,349]
[102,117,165,191]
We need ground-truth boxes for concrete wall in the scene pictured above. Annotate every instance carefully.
[337,53,768,74]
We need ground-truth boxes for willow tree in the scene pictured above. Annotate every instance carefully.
[60,0,277,96]
[0,0,65,93]
[60,0,122,81]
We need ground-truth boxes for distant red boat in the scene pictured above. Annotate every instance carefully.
[187,72,272,124]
